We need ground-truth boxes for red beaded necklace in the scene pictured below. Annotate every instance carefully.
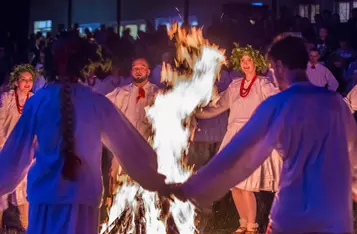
[240,75,258,98]
[15,91,30,114]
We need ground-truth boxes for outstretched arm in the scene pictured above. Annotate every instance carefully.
[195,88,230,119]
[0,99,36,196]
[99,96,166,192]
[182,99,280,208]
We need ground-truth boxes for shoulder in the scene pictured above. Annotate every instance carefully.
[0,90,14,107]
[105,86,122,101]
[147,82,159,92]
[229,78,243,88]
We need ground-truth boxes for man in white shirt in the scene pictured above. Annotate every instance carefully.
[107,57,158,184]
[107,58,158,140]
[167,35,357,234]
[306,48,339,91]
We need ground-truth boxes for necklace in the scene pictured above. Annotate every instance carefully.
[240,75,258,98]
[15,91,30,114]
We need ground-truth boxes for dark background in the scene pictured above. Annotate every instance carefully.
[0,0,31,58]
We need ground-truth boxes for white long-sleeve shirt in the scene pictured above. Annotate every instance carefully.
[183,82,357,233]
[346,84,357,112]
[0,83,166,207]
[306,62,339,91]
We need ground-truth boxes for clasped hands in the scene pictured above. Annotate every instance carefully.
[158,183,187,202]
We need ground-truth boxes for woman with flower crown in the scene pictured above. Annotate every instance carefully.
[195,43,282,234]
[0,64,37,231]
[0,32,166,234]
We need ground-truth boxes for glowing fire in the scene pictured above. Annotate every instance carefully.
[101,23,225,234]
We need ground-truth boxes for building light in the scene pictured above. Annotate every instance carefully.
[252,2,263,6]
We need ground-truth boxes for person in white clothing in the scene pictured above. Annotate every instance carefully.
[107,58,158,189]
[0,64,37,231]
[306,48,339,91]
[0,37,166,234]
[107,58,158,141]
[196,44,281,234]
[168,35,357,234]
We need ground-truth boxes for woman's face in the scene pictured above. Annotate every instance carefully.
[15,72,34,93]
[240,55,256,75]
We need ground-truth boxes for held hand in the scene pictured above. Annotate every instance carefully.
[158,183,187,202]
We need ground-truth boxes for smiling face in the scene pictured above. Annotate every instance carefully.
[240,55,256,75]
[15,72,34,93]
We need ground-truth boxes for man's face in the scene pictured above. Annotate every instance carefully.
[15,72,34,93]
[270,60,286,88]
[131,59,150,82]
[309,51,319,64]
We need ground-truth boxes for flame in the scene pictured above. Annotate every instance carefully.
[101,23,225,234]
[146,23,226,233]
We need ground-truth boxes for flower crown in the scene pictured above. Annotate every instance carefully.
[9,64,37,89]
[230,42,267,74]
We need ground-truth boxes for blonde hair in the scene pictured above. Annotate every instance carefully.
[9,64,37,89]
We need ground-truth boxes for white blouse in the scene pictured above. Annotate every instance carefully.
[0,83,166,207]
[183,82,357,233]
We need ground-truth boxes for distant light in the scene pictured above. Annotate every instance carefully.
[191,21,198,26]
[252,2,263,6]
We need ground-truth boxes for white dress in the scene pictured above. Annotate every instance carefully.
[0,90,33,208]
[0,84,166,234]
[197,76,282,192]
[183,82,357,233]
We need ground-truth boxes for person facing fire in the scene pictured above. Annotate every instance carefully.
[195,43,282,234]
[0,64,36,231]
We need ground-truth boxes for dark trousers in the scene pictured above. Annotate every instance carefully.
[99,146,113,224]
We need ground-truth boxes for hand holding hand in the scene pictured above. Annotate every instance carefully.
[158,183,187,202]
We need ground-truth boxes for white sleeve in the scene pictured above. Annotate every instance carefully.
[99,96,166,192]
[0,98,36,197]
[195,88,230,119]
[182,99,280,208]
[346,85,357,112]
[325,67,339,91]
[0,93,8,148]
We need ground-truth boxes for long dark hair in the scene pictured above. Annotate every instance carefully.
[53,34,84,181]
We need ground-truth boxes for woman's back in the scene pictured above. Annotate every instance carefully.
[0,83,165,208]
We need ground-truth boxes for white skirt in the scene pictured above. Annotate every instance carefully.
[27,204,99,234]
[220,122,282,192]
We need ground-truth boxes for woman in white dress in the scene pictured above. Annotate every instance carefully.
[0,35,166,234]
[196,44,281,234]
[0,64,37,230]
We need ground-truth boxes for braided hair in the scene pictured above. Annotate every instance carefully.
[53,33,112,181]
[53,33,85,181]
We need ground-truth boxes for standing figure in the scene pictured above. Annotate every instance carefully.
[107,58,158,141]
[0,36,166,234]
[306,48,339,91]
[170,35,357,234]
[0,64,36,231]
[196,44,281,234]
